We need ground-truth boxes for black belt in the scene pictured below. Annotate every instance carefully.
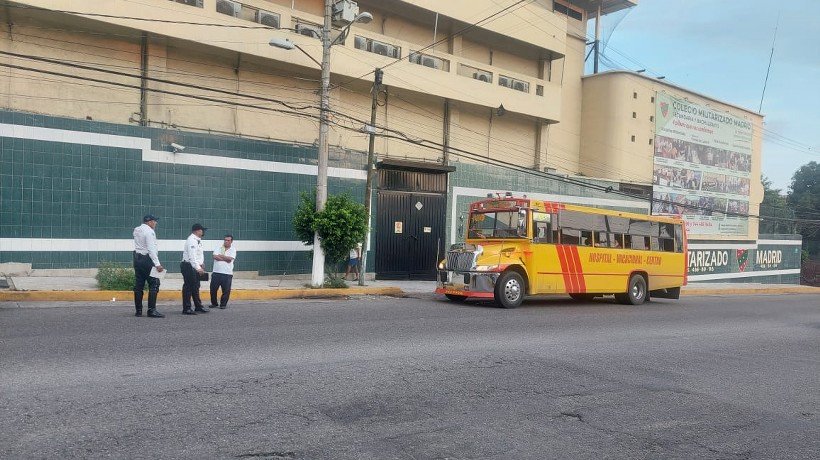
[134,252,150,258]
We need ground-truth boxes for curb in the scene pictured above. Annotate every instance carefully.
[0,287,405,302]
[682,286,819,296]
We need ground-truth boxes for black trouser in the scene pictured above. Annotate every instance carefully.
[210,272,233,307]
[180,261,203,310]
[133,252,160,312]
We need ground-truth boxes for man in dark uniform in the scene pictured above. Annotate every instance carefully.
[133,214,165,318]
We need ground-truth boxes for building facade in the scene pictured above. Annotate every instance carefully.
[0,0,800,283]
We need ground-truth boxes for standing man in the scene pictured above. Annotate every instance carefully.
[210,234,237,309]
[181,223,208,315]
[133,214,165,318]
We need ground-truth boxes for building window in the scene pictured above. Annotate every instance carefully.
[632,112,636,118]
[216,0,240,16]
[633,91,638,99]
[171,0,203,7]
[536,85,544,96]
[651,96,655,103]
[215,1,280,28]
[650,115,654,122]
[499,75,530,93]
[293,19,322,39]
[631,135,636,142]
[458,63,492,83]
[354,36,401,58]
[409,52,449,71]
[553,1,583,21]
[649,139,653,145]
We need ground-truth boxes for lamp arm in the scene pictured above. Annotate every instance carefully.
[292,43,323,68]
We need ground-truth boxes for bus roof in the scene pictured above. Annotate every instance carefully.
[469,197,684,225]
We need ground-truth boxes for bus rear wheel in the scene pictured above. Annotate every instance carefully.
[617,274,647,305]
[495,271,524,309]
[445,294,467,302]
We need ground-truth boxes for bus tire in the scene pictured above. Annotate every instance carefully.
[569,293,596,302]
[495,271,524,309]
[620,274,647,305]
[445,294,467,302]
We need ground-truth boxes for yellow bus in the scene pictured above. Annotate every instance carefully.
[435,195,687,308]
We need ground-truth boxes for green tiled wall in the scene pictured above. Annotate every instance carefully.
[0,110,365,272]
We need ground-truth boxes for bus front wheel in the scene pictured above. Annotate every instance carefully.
[617,274,647,305]
[495,271,524,309]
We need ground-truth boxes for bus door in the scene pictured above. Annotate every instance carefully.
[531,211,559,293]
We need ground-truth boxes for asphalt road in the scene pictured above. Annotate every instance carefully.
[1,294,818,459]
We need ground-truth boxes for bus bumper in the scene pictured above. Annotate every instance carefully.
[435,270,498,299]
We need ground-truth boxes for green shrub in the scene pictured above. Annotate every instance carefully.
[293,192,367,288]
[323,276,349,289]
[96,262,135,291]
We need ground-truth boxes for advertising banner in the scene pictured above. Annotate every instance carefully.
[652,93,753,236]
[687,240,802,282]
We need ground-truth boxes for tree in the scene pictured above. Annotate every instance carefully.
[787,162,820,259]
[758,175,791,234]
[292,192,368,284]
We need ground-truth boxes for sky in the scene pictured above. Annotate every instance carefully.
[587,0,820,193]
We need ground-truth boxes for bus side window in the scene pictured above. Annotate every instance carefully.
[650,237,660,251]
[561,228,581,245]
[612,234,624,248]
[534,221,551,243]
[660,238,675,252]
[580,230,593,247]
[629,235,649,250]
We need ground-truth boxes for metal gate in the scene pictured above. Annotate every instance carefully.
[374,162,451,280]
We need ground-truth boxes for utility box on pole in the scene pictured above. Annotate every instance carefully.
[332,0,360,27]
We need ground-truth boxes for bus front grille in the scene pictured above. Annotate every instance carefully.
[447,251,475,272]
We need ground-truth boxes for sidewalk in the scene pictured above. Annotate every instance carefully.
[0,272,817,302]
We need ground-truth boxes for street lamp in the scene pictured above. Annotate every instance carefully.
[270,1,371,288]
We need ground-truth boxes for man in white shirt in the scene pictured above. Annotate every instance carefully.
[210,234,237,309]
[180,223,208,315]
[132,214,165,318]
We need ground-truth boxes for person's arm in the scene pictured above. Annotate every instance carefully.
[147,230,164,271]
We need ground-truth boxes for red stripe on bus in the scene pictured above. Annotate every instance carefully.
[570,246,587,293]
[560,245,579,292]
[556,245,575,292]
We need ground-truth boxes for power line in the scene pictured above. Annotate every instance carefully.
[2,44,817,226]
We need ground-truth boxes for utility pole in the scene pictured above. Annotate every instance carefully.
[359,68,383,286]
[593,3,601,74]
[310,0,333,288]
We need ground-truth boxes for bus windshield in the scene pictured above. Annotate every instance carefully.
[468,210,527,239]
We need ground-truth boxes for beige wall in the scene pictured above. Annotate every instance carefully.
[0,0,615,184]
[545,33,586,175]
[580,71,764,240]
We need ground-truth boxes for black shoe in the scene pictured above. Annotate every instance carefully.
[210,304,218,309]
[182,309,197,315]
[146,309,164,318]
[135,310,143,317]
[194,306,209,313]
[219,305,227,310]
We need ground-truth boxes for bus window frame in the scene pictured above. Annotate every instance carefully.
[532,211,552,243]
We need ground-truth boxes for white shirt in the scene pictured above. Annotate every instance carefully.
[133,224,160,266]
[349,243,362,259]
[182,234,204,270]
[213,245,237,275]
